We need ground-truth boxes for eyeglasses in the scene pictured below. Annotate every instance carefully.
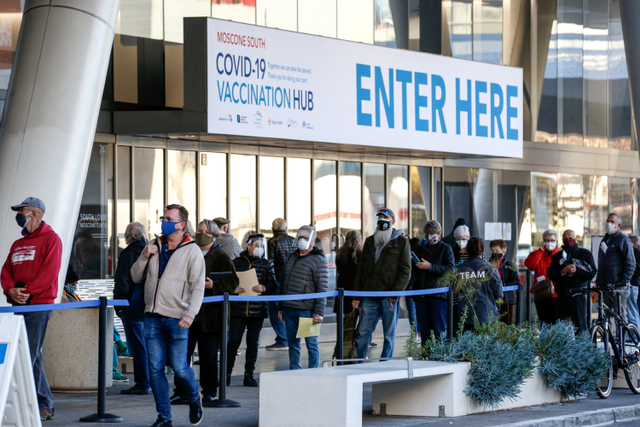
[160,216,181,222]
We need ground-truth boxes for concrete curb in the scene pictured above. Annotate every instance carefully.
[495,404,640,427]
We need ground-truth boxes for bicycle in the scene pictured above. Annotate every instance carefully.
[590,284,640,398]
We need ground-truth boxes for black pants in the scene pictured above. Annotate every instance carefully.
[535,297,557,325]
[555,293,588,334]
[176,320,222,398]
[227,316,264,375]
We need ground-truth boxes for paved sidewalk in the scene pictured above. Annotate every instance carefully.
[44,338,640,427]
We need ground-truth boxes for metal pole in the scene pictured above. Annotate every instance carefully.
[447,289,454,340]
[337,288,344,365]
[526,271,532,323]
[515,283,522,325]
[208,292,240,408]
[80,297,122,422]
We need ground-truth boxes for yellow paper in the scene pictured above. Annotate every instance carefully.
[296,317,321,338]
[237,269,260,296]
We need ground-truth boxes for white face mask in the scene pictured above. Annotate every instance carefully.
[457,239,468,249]
[605,222,617,234]
[297,238,310,251]
[426,234,439,244]
[252,247,264,258]
[545,241,557,251]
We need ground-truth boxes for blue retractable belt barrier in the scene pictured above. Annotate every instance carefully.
[230,291,338,302]
[503,285,519,292]
[0,299,129,313]
[344,288,449,297]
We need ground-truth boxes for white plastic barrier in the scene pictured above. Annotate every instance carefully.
[0,314,41,427]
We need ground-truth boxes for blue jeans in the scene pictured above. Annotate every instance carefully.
[414,297,447,345]
[355,298,399,359]
[121,315,151,390]
[22,311,54,410]
[628,286,640,331]
[145,314,199,420]
[269,301,288,345]
[283,308,320,370]
[405,296,419,334]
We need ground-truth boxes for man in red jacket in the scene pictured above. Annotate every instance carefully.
[1,197,62,422]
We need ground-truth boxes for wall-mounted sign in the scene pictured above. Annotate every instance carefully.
[202,18,523,158]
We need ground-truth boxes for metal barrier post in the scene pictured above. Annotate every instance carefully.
[515,283,522,325]
[525,271,532,323]
[336,288,344,365]
[209,292,240,408]
[447,289,454,340]
[80,297,122,423]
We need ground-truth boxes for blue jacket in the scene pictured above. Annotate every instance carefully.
[596,232,636,287]
[457,257,503,325]
[410,241,455,300]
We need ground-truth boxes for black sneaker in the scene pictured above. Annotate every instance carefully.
[121,386,152,395]
[151,415,172,427]
[243,373,258,387]
[370,342,378,347]
[189,396,203,426]
[170,393,189,405]
[265,342,289,351]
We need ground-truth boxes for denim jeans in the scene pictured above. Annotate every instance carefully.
[628,286,640,331]
[268,301,288,345]
[405,296,419,334]
[283,308,320,370]
[414,297,447,345]
[355,298,399,359]
[121,315,151,390]
[145,314,199,420]
[22,310,54,410]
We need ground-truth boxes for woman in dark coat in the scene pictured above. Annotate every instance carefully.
[334,230,363,315]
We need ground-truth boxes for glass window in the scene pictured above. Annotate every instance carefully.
[499,171,531,264]
[557,0,583,146]
[212,0,256,25]
[473,0,503,64]
[338,0,374,44]
[449,0,473,60]
[583,175,607,249]
[167,150,197,227]
[229,154,256,245]
[530,172,558,246]
[375,0,401,48]
[608,0,632,150]
[72,143,113,280]
[117,146,132,252]
[387,164,409,234]
[287,158,311,234]
[134,148,165,237]
[435,167,443,224]
[474,169,498,241]
[116,0,164,40]
[164,0,211,43]
[257,0,297,31]
[408,0,420,51]
[609,177,632,233]
[298,0,336,37]
[199,152,227,222]
[557,173,584,242]
[314,160,337,260]
[259,156,285,237]
[536,19,558,143]
[0,3,22,91]
[113,34,138,104]
[339,162,362,237]
[411,166,431,238]
[444,168,474,235]
[583,0,608,148]
[634,178,640,235]
[364,163,385,238]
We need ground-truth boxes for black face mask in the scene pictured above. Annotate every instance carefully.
[377,219,391,231]
[489,252,503,263]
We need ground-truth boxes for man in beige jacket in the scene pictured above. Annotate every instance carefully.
[131,204,205,427]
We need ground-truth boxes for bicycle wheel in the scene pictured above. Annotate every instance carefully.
[592,325,613,398]
[623,324,640,394]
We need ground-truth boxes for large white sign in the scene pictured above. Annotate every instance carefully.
[206,18,523,158]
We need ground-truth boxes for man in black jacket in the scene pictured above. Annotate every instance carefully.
[266,218,296,351]
[547,230,596,334]
[113,222,151,395]
[279,225,329,370]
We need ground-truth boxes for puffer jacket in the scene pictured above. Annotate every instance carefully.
[354,229,412,298]
[279,247,329,315]
[231,251,278,318]
[268,231,297,283]
[411,240,455,300]
[597,231,636,287]
[547,244,596,297]
[199,243,239,333]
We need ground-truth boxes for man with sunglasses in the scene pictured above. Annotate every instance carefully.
[353,208,411,359]
[131,204,205,427]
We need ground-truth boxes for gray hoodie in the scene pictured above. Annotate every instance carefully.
[216,233,243,259]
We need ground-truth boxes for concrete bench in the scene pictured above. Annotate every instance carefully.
[259,358,470,427]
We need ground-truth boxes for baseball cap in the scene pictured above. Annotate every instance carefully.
[11,197,46,212]
[376,208,395,220]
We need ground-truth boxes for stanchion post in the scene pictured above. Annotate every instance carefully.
[515,283,522,325]
[207,292,240,408]
[80,297,122,423]
[447,289,454,340]
[526,271,532,323]
[336,288,344,365]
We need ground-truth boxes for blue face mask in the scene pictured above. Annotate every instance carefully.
[161,220,180,237]
[15,213,27,228]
